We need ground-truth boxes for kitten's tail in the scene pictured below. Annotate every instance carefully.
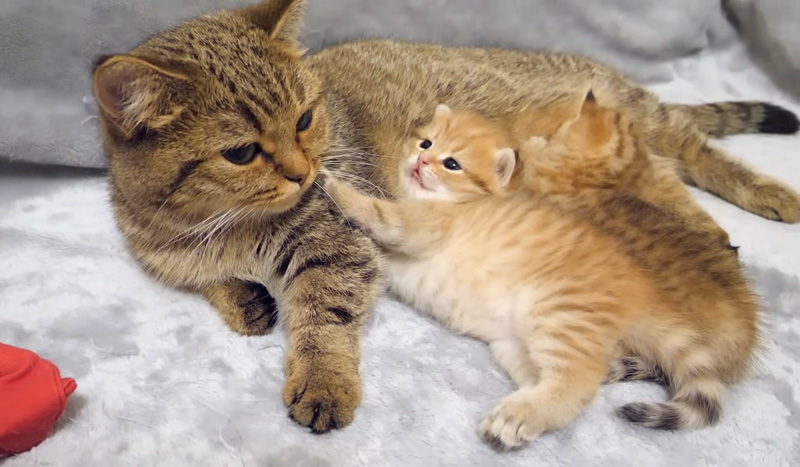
[668,101,799,137]
[616,375,724,430]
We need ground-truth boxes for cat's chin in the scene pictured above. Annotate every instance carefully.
[399,179,457,202]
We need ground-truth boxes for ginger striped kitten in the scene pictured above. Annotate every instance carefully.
[403,94,731,244]
[322,103,759,448]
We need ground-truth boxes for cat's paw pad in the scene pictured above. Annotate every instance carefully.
[210,281,278,336]
[283,359,362,433]
[747,179,800,223]
[237,282,279,335]
[478,394,544,450]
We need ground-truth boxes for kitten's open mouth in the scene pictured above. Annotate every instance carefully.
[410,167,429,190]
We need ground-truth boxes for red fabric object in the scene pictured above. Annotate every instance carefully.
[0,342,76,456]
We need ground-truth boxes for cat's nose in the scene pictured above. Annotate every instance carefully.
[418,152,431,165]
[284,173,305,185]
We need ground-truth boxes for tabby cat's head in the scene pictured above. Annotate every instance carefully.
[399,104,517,203]
[92,0,326,217]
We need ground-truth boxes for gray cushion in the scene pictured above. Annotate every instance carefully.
[724,0,800,97]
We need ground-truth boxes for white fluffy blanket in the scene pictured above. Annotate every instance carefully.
[1,42,799,466]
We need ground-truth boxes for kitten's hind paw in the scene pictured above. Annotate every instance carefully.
[604,357,669,386]
[478,391,546,450]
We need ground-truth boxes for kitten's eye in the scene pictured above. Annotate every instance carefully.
[222,144,259,165]
[442,157,461,171]
[297,109,313,132]
[419,139,433,150]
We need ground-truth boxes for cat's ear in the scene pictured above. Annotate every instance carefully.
[433,103,452,121]
[494,148,517,188]
[578,88,599,116]
[244,0,305,47]
[92,55,191,139]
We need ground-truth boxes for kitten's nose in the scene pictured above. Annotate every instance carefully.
[418,152,431,165]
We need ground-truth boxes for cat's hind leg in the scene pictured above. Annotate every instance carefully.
[479,310,617,449]
[646,110,800,223]
[605,356,669,386]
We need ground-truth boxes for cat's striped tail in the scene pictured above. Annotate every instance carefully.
[669,101,799,137]
[616,375,724,430]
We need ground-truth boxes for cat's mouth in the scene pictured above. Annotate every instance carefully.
[410,165,431,190]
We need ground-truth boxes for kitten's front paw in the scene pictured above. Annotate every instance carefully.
[520,136,549,157]
[479,391,545,450]
[283,357,362,433]
[322,177,347,199]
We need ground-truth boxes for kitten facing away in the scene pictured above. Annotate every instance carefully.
[400,94,732,245]
[322,107,759,448]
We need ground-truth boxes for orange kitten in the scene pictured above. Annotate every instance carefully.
[402,96,730,244]
[398,104,516,202]
[324,168,758,448]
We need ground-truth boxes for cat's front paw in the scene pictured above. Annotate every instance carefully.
[478,391,546,450]
[204,281,278,336]
[283,357,362,433]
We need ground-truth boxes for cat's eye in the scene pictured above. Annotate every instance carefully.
[297,109,313,132]
[443,157,461,171]
[222,144,259,165]
[419,139,433,150]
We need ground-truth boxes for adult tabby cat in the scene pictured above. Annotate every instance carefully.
[91,0,799,432]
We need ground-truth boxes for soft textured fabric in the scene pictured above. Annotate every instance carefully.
[1,36,799,465]
[0,0,772,168]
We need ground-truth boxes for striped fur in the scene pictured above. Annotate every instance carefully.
[670,101,800,137]
[91,0,796,434]
[325,177,759,448]
[92,1,384,433]
[402,96,733,245]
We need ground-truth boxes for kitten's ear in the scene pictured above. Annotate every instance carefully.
[244,0,305,47]
[92,55,191,139]
[578,88,599,116]
[494,148,517,188]
[433,103,452,120]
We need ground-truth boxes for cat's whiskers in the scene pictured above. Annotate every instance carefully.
[314,180,354,230]
[146,197,174,231]
[160,208,229,250]
[187,209,237,252]
[198,206,256,259]
[199,208,247,246]
[318,168,389,199]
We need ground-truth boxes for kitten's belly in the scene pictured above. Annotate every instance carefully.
[387,256,518,342]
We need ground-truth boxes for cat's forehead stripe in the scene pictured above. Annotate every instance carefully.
[145,21,302,120]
